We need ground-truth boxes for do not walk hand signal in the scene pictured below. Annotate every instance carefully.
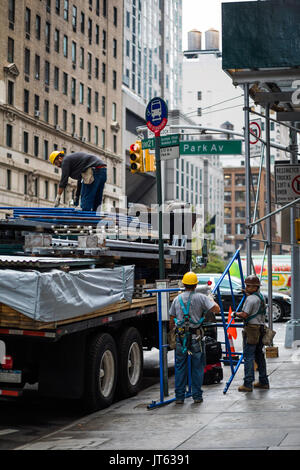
[130,141,144,173]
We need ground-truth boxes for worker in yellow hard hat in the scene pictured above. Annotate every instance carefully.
[169,271,220,404]
[49,150,107,210]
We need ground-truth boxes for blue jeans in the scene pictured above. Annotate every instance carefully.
[243,330,269,388]
[80,167,107,212]
[175,338,205,401]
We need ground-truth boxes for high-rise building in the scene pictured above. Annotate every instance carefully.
[0,0,123,209]
[123,0,183,205]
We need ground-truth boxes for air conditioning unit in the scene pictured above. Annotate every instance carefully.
[81,136,86,142]
[34,110,40,117]
[72,133,78,138]
[55,125,60,131]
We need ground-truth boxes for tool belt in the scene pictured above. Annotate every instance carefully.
[243,324,265,345]
[81,167,94,185]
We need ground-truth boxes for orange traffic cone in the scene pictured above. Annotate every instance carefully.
[224,307,239,365]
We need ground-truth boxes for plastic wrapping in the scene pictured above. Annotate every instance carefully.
[0,266,135,322]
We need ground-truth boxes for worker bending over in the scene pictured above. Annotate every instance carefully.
[49,150,107,211]
[169,271,220,404]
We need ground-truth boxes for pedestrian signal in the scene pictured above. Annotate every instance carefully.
[129,141,144,173]
[144,149,156,172]
[296,219,300,244]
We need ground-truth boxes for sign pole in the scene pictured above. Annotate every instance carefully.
[145,97,169,397]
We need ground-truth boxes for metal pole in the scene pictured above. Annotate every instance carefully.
[285,123,300,347]
[265,104,273,331]
[155,135,168,396]
[244,84,252,275]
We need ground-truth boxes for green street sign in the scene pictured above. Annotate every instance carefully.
[142,134,180,150]
[179,140,242,155]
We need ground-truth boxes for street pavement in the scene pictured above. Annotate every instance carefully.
[15,322,300,451]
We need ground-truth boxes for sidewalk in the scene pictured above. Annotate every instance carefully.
[17,323,300,451]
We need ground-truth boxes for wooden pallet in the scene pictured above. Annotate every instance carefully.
[0,290,179,331]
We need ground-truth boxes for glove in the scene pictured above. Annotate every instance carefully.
[54,195,61,207]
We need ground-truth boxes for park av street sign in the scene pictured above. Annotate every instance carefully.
[180,140,242,156]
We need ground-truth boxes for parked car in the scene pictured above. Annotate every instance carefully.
[196,274,291,322]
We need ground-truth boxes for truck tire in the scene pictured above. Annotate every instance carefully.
[83,332,118,412]
[117,327,143,398]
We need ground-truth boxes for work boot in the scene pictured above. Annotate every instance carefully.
[193,398,203,404]
[254,382,269,389]
[238,385,253,392]
[175,399,184,404]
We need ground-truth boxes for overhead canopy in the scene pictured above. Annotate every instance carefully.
[222,0,300,120]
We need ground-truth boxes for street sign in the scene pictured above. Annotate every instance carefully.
[142,134,180,150]
[160,146,180,161]
[275,163,300,203]
[145,97,168,136]
[179,140,242,155]
[250,119,262,157]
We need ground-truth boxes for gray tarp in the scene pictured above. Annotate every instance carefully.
[0,266,135,322]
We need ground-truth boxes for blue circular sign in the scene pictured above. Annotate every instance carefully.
[145,98,168,136]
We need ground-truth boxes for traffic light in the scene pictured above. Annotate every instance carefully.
[296,219,300,244]
[144,149,156,172]
[129,141,144,173]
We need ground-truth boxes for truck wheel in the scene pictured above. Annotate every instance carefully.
[84,332,118,412]
[117,327,143,398]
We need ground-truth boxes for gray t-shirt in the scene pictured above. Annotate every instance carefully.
[243,292,266,325]
[169,291,215,327]
[59,152,106,188]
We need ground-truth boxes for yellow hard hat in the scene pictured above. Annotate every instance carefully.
[49,150,64,165]
[182,271,198,286]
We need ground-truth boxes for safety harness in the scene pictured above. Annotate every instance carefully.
[175,292,205,354]
[244,292,266,324]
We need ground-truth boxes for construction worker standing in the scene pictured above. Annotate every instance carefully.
[49,151,107,211]
[235,275,270,392]
[169,271,220,404]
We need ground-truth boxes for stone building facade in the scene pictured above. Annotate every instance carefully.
[0,0,123,209]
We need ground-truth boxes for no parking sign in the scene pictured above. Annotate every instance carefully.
[275,163,300,203]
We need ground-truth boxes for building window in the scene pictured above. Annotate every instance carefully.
[63,109,67,130]
[44,100,49,122]
[44,60,50,86]
[224,191,231,202]
[95,24,99,44]
[113,167,117,185]
[197,91,202,100]
[101,96,105,116]
[54,66,59,90]
[7,80,14,105]
[56,0,60,14]
[87,87,91,113]
[34,136,39,157]
[102,63,106,82]
[35,15,41,39]
[103,0,107,17]
[102,29,106,50]
[224,174,231,187]
[63,35,68,57]
[54,29,60,52]
[64,0,69,21]
[71,114,76,134]
[101,129,105,149]
[54,104,58,125]
[34,94,40,112]
[88,18,92,44]
[87,122,91,142]
[80,47,84,68]
[87,53,92,75]
[72,41,77,65]
[24,174,28,195]
[235,174,245,186]
[46,0,51,12]
[45,22,51,52]
[71,78,76,104]
[6,124,13,148]
[34,54,40,79]
[113,38,117,58]
[23,131,29,153]
[79,118,83,138]
[112,102,116,121]
[94,91,99,112]
[80,12,85,33]
[95,58,99,78]
[235,191,245,203]
[72,5,77,31]
[7,169,11,190]
[24,48,30,75]
[43,140,48,161]
[24,89,29,113]
[79,83,84,104]
[224,207,232,218]
[8,37,14,62]
[235,207,245,218]
[113,135,117,153]
[112,70,117,89]
[235,223,245,235]
[63,72,68,94]
[94,125,98,145]
[25,7,31,35]
[197,108,202,116]
[113,6,117,26]
[8,0,15,24]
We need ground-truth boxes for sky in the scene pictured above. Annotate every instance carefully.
[182,0,256,50]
